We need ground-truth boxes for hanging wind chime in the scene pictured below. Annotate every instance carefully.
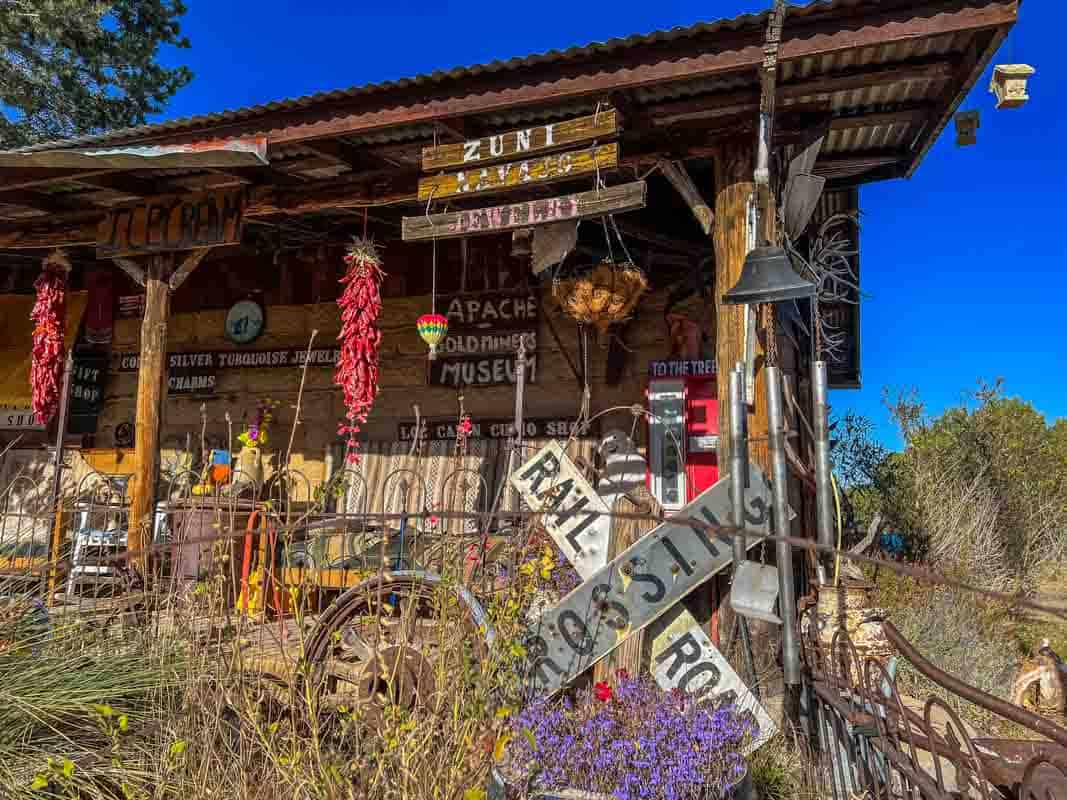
[30,250,72,425]
[335,238,385,463]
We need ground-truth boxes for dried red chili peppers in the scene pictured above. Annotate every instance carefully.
[334,239,384,463]
[30,251,71,425]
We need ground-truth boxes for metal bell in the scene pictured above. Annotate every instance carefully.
[722,245,816,305]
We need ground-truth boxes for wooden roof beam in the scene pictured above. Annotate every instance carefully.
[0,189,82,214]
[828,104,936,131]
[0,167,122,192]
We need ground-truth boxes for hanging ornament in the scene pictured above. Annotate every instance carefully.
[334,238,385,464]
[417,313,448,360]
[30,250,72,425]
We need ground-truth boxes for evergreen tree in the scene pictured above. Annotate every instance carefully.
[0,0,192,148]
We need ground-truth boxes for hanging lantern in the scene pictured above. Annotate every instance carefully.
[417,313,449,360]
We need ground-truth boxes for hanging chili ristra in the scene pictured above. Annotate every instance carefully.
[334,238,385,463]
[30,251,72,425]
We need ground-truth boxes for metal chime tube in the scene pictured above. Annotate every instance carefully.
[508,336,528,515]
[812,361,835,560]
[728,365,748,566]
[766,365,801,687]
[43,352,75,598]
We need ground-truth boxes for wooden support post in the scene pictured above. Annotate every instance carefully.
[127,254,172,567]
[713,140,770,471]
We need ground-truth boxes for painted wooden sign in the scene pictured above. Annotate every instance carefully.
[402,181,645,242]
[428,353,535,388]
[421,109,618,172]
[442,292,539,334]
[649,607,777,752]
[511,440,614,579]
[0,409,44,431]
[398,417,590,442]
[417,143,618,202]
[648,358,717,379]
[116,347,340,372]
[97,188,244,257]
[521,464,772,696]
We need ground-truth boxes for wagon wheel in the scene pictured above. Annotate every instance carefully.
[302,571,492,724]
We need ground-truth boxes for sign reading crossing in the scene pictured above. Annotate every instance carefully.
[521,464,772,696]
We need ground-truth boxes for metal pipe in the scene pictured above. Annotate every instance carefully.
[508,335,529,515]
[728,365,748,567]
[729,364,760,699]
[767,365,801,687]
[43,352,74,599]
[812,361,835,559]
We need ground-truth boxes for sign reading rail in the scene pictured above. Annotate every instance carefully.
[402,182,646,242]
[421,109,618,172]
[97,188,244,258]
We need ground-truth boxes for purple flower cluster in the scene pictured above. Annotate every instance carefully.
[504,674,752,800]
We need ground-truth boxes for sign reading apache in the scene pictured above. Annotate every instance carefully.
[428,292,539,388]
[97,188,244,258]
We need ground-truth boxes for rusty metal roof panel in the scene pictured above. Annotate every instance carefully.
[5,0,888,155]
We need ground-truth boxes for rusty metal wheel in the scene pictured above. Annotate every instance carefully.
[302,570,493,721]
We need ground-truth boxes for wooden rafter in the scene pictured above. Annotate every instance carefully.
[168,247,211,290]
[112,257,146,287]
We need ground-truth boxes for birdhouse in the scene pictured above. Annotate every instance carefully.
[990,64,1035,109]
[955,110,980,147]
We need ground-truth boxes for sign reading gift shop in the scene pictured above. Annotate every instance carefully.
[97,188,244,258]
[68,352,109,434]
[428,292,539,388]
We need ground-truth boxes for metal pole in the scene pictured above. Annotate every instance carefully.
[729,364,759,699]
[43,352,75,599]
[766,365,800,688]
[507,335,528,516]
[812,361,835,565]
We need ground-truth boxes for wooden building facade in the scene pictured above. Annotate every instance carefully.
[0,0,1020,552]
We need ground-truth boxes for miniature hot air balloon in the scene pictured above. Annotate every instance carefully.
[417,313,448,360]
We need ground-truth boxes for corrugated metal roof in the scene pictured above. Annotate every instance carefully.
[8,0,875,154]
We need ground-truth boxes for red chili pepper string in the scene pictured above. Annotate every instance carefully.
[30,256,70,425]
[334,239,385,464]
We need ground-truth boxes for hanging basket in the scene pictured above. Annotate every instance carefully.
[553,262,648,333]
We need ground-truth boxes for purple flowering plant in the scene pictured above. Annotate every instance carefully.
[238,399,280,449]
[500,673,752,800]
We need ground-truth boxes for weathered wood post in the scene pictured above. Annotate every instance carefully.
[127,254,172,565]
[712,140,770,472]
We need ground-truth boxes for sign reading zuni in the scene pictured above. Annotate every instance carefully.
[97,188,244,258]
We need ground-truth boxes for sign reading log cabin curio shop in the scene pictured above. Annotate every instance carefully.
[97,188,244,258]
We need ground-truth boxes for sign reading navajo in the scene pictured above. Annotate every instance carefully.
[522,464,773,696]
[97,188,244,257]
[421,109,618,171]
[418,143,618,202]
[428,292,539,388]
[398,417,589,442]
[402,182,646,242]
[116,347,340,373]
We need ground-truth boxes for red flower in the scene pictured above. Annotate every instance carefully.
[594,682,613,702]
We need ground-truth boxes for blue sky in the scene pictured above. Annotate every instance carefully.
[158,1,1063,446]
